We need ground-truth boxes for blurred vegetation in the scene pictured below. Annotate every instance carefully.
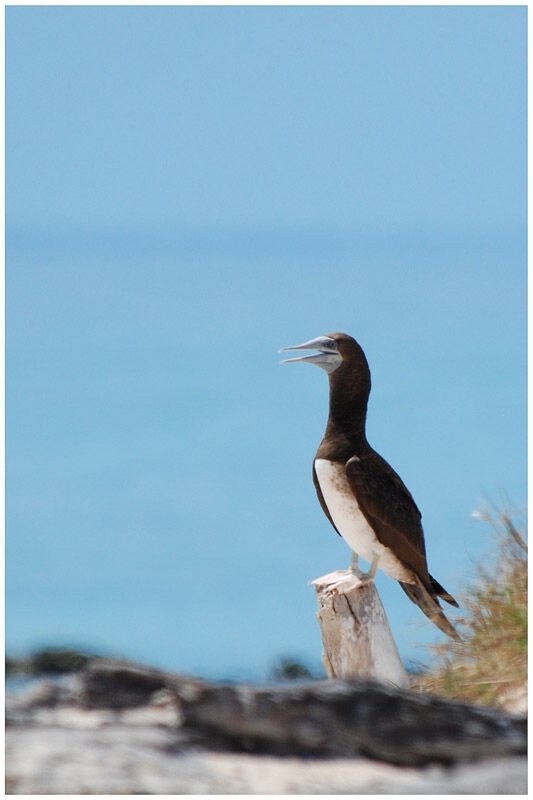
[412,505,527,710]
[269,655,319,682]
[6,647,96,676]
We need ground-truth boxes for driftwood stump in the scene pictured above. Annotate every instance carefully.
[312,570,408,688]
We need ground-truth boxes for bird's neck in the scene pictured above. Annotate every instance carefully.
[322,367,370,453]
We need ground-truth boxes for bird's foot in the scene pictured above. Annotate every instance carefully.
[348,551,380,585]
[311,568,370,593]
[350,553,379,583]
[348,566,374,585]
[311,569,364,593]
[310,553,380,593]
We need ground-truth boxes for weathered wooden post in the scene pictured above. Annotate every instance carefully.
[312,570,408,688]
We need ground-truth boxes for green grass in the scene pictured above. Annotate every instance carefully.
[412,505,527,709]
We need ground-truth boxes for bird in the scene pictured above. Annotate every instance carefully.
[279,332,459,639]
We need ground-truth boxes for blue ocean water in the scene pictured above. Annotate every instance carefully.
[6,226,526,680]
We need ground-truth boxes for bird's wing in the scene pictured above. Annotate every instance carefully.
[344,452,429,578]
[312,461,341,536]
[399,576,460,639]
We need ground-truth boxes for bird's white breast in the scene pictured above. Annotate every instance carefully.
[314,458,412,581]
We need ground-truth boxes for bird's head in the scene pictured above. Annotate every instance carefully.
[279,332,363,374]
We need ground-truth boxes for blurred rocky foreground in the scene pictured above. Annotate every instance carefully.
[6,658,527,794]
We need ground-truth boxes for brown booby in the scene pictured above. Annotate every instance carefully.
[279,332,459,639]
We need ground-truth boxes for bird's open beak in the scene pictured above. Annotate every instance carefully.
[279,336,342,372]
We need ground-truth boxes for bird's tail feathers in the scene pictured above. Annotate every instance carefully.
[399,577,461,641]
[429,575,459,608]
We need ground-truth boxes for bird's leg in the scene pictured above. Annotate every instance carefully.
[350,550,380,584]
[360,551,380,583]
[367,551,380,579]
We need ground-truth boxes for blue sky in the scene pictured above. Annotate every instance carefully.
[7,6,526,678]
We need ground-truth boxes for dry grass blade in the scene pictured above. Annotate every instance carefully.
[412,505,527,711]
